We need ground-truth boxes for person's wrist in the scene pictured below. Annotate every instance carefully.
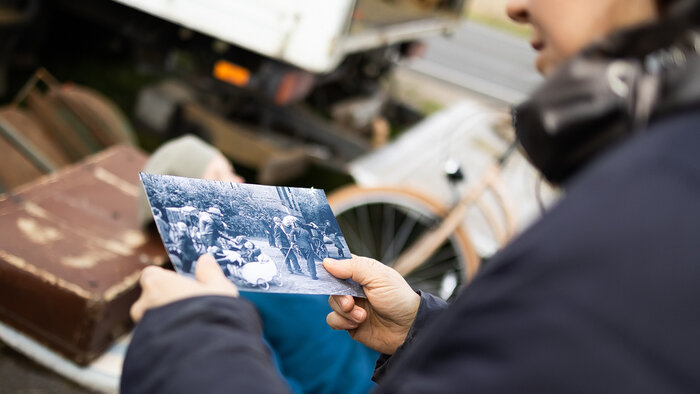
[384,291,420,354]
[401,290,421,326]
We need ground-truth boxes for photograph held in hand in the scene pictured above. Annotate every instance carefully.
[140,173,362,297]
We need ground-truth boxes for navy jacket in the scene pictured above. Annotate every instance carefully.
[122,109,700,393]
[371,109,700,393]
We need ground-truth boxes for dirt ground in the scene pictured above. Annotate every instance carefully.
[233,237,361,296]
[0,344,94,393]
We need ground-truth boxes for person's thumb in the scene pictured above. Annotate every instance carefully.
[324,255,384,287]
[195,254,228,285]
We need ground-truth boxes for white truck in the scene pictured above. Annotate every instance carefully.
[3,0,468,182]
[110,0,465,73]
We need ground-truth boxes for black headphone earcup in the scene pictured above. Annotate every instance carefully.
[514,58,640,184]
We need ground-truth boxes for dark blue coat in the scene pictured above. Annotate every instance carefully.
[122,109,700,393]
[373,109,700,393]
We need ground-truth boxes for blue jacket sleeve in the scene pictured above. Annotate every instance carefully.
[120,295,291,394]
[372,290,447,382]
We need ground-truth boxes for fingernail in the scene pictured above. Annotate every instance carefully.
[351,309,364,321]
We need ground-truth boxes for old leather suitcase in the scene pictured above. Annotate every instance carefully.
[0,145,167,365]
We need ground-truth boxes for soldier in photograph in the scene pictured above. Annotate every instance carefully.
[179,206,200,240]
[195,211,228,255]
[206,206,228,233]
[285,216,318,280]
[168,221,199,273]
[263,217,276,248]
[323,219,345,258]
[151,207,171,244]
[230,235,247,251]
[273,216,301,274]
[296,220,327,259]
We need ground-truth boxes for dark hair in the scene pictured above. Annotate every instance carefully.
[657,0,697,13]
[657,0,677,13]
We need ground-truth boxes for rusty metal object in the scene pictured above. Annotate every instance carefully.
[10,69,134,164]
[26,89,101,159]
[0,127,45,191]
[274,103,369,160]
[135,79,372,184]
[0,145,167,365]
[0,106,70,168]
[0,106,68,190]
[182,102,310,184]
[0,70,138,192]
[47,84,137,147]
[0,117,55,173]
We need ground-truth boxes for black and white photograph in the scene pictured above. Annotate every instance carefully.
[139,173,360,296]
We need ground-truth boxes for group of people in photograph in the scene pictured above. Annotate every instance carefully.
[272,215,345,280]
[153,206,235,273]
[154,204,345,284]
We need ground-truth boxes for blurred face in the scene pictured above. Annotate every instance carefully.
[506,0,659,75]
[202,153,244,183]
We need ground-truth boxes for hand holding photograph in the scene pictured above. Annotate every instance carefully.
[140,173,362,297]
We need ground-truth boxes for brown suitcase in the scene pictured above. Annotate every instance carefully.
[0,145,167,365]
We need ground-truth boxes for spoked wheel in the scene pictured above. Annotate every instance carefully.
[328,186,480,300]
[312,238,329,260]
[256,278,270,291]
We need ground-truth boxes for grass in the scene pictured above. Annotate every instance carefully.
[419,99,444,116]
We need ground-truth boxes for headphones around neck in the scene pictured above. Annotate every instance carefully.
[513,5,700,185]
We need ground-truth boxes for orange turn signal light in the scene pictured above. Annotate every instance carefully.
[213,60,251,87]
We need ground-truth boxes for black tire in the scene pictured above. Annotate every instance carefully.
[328,186,479,300]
